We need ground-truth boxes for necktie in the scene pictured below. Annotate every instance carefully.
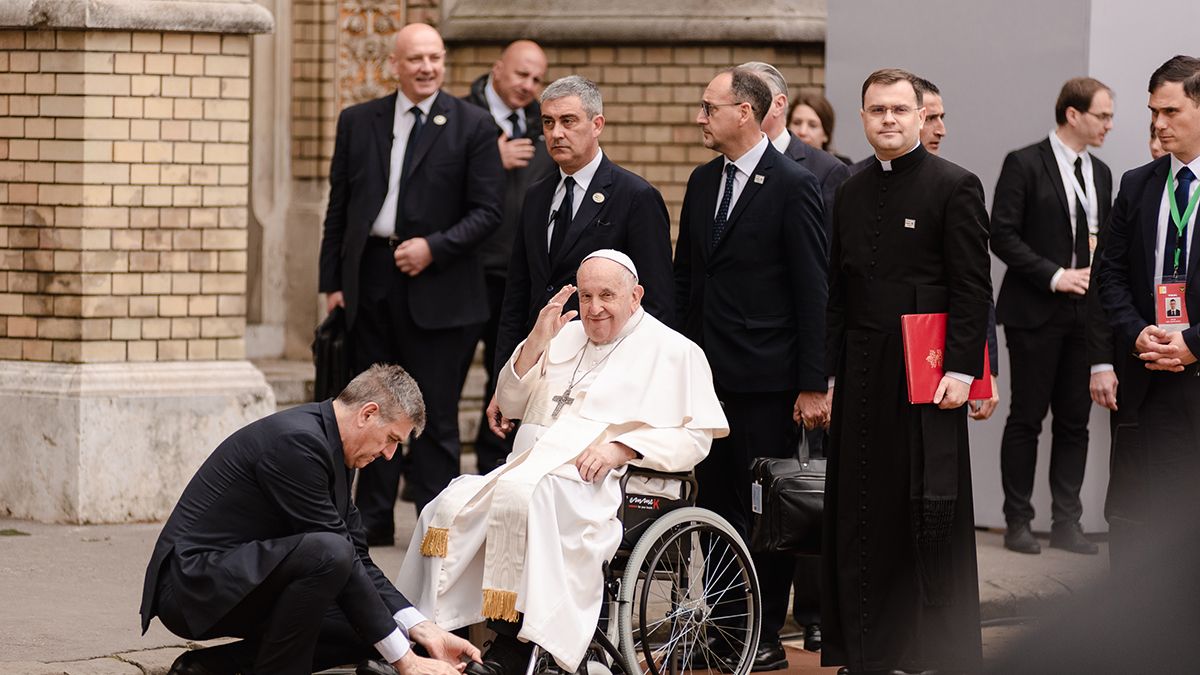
[549,176,575,260]
[394,106,425,236]
[1072,157,1090,268]
[507,111,524,138]
[1164,166,1196,277]
[711,163,738,248]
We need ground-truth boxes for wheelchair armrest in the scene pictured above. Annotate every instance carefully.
[618,468,698,524]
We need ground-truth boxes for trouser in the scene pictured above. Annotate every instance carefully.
[157,533,381,674]
[1000,301,1090,527]
[351,239,479,524]
[471,272,516,474]
[696,387,798,644]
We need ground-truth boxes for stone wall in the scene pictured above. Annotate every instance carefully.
[0,29,253,363]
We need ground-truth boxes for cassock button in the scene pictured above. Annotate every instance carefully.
[871,245,878,252]
[861,503,867,510]
[546,285,554,292]
[878,201,884,207]
[882,186,887,191]
[876,216,882,222]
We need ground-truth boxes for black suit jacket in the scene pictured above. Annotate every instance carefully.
[318,90,504,330]
[463,74,557,276]
[675,143,828,392]
[493,153,674,372]
[783,134,851,237]
[1099,155,1200,411]
[140,402,408,642]
[991,137,1113,329]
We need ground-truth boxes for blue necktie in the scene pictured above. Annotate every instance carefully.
[394,106,424,237]
[1164,166,1196,277]
[712,163,738,247]
[507,111,524,138]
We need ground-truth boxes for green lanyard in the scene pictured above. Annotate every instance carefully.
[1167,167,1200,273]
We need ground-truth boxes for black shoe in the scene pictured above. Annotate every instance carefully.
[479,634,535,675]
[357,659,397,675]
[1049,522,1099,554]
[741,640,787,672]
[167,648,238,675]
[1004,522,1041,554]
[365,528,395,547]
[803,623,822,652]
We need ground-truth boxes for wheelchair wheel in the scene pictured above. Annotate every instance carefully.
[616,507,760,675]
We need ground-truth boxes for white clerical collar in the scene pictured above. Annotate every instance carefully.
[483,76,522,129]
[725,133,770,178]
[1049,128,1089,164]
[559,148,604,192]
[770,129,792,154]
[877,141,920,171]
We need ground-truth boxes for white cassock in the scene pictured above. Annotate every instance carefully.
[396,308,728,671]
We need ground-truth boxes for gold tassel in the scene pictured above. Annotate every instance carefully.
[420,527,449,557]
[482,588,519,623]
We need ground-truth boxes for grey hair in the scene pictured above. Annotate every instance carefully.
[336,363,426,437]
[740,61,788,100]
[541,75,604,118]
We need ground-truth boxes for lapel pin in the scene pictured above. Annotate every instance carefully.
[753,174,765,184]
[592,192,605,204]
[432,114,447,126]
[904,218,916,229]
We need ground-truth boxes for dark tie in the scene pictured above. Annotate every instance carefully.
[549,176,575,261]
[1165,166,1196,277]
[711,163,738,247]
[1072,157,1090,268]
[394,106,425,236]
[507,111,524,138]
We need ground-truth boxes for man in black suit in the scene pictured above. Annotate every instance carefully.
[141,365,480,675]
[991,77,1114,556]
[319,23,503,535]
[674,66,828,671]
[1099,54,1200,564]
[463,40,555,475]
[486,75,673,435]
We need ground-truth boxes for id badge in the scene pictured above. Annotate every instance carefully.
[1155,275,1189,332]
[751,481,762,514]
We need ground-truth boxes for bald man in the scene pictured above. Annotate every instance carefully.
[464,40,556,474]
[319,23,504,543]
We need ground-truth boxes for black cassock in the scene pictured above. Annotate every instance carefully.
[821,144,991,672]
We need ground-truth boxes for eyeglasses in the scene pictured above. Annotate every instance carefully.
[1084,110,1114,123]
[864,105,919,118]
[699,101,741,117]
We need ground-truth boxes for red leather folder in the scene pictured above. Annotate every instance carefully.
[900,312,992,404]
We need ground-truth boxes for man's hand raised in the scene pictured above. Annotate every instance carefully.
[513,285,578,377]
[576,441,637,483]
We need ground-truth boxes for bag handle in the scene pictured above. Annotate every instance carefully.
[795,431,810,466]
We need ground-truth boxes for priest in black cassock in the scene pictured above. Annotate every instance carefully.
[821,68,991,674]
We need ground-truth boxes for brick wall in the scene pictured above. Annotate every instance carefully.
[292,0,338,179]
[0,30,252,363]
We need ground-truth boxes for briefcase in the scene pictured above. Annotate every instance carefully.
[312,306,351,402]
[749,434,826,556]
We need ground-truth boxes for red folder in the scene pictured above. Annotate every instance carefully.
[900,312,992,404]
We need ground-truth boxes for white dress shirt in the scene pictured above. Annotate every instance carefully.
[370,91,438,238]
[1154,153,1200,283]
[373,606,430,662]
[715,133,770,218]
[546,149,604,251]
[483,76,525,138]
[770,129,792,154]
[1047,129,1100,290]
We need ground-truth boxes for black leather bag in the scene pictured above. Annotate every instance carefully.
[749,434,826,555]
[312,306,351,402]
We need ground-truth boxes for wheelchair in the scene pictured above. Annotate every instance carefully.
[526,468,762,675]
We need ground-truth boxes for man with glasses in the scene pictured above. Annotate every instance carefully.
[674,66,828,671]
[991,77,1114,557]
[822,68,990,674]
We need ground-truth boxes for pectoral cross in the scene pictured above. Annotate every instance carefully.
[551,386,575,419]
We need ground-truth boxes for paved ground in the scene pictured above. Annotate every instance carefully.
[0,501,1106,675]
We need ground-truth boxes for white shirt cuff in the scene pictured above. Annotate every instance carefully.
[946,371,974,385]
[1090,363,1114,374]
[1049,268,1065,292]
[827,376,836,388]
[394,608,428,634]
[374,627,411,664]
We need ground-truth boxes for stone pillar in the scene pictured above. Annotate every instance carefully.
[0,0,275,523]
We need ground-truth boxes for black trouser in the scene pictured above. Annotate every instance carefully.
[351,239,479,524]
[157,533,380,674]
[695,387,797,645]
[1137,368,1200,521]
[471,272,516,474]
[1000,301,1090,527]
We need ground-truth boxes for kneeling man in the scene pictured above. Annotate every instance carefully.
[397,250,728,674]
[140,364,478,675]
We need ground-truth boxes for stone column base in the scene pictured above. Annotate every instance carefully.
[0,360,275,523]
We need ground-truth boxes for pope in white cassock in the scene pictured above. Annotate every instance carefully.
[396,250,728,674]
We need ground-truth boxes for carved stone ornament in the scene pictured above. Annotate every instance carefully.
[337,0,403,109]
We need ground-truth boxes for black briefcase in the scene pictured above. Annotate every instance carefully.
[312,306,351,401]
[749,434,825,555]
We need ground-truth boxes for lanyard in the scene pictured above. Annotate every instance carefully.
[1167,168,1200,272]
[1053,147,1093,230]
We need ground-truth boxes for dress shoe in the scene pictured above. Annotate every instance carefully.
[477,634,535,675]
[167,648,238,675]
[803,623,822,652]
[1049,522,1099,554]
[1003,522,1041,554]
[357,659,397,675]
[735,640,787,672]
